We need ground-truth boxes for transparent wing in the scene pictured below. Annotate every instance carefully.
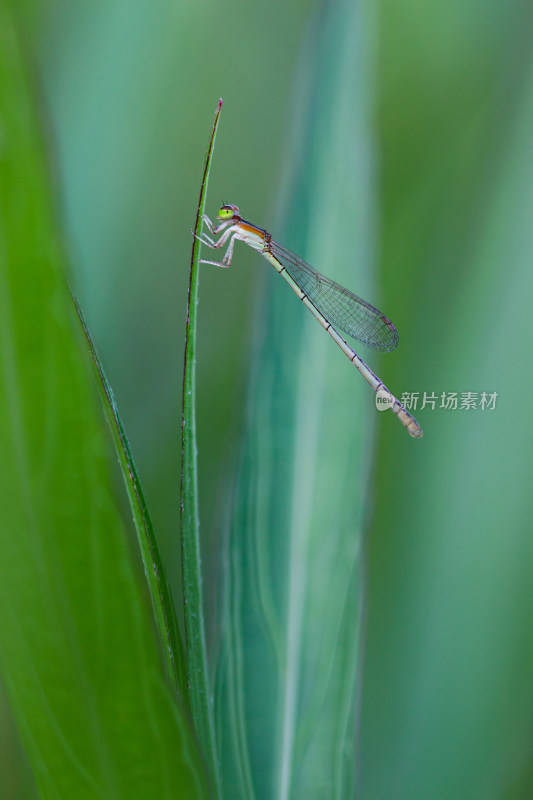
[270,241,399,352]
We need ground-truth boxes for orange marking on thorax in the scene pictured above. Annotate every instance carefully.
[238,221,266,240]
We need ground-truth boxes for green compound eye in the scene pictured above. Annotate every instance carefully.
[218,204,239,219]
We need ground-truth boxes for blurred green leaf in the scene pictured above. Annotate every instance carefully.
[214,1,381,797]
[0,5,208,798]
[0,685,36,799]
[362,3,533,799]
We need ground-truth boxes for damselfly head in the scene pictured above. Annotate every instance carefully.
[217,204,240,220]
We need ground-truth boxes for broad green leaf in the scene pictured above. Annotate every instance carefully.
[362,3,533,799]
[0,5,208,798]
[214,1,380,797]
[0,685,36,799]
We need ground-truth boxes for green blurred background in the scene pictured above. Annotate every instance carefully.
[3,0,533,797]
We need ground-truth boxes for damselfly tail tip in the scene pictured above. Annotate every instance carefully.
[408,422,423,438]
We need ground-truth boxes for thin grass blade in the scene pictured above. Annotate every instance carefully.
[73,293,187,701]
[180,99,223,798]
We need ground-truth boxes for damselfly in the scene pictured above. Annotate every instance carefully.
[196,205,422,438]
